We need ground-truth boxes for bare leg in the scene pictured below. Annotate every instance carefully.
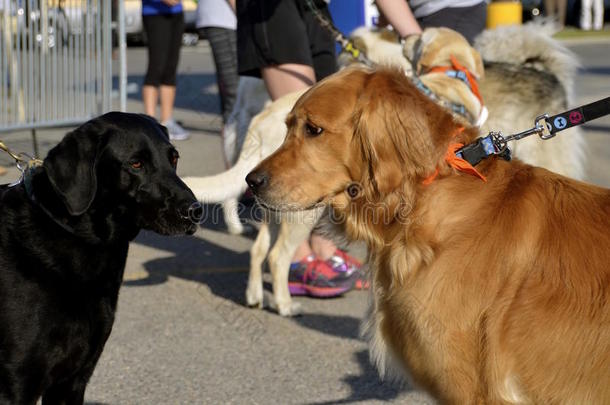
[160,85,177,122]
[142,85,158,118]
[310,234,337,261]
[261,64,315,101]
[557,0,567,27]
[291,240,313,262]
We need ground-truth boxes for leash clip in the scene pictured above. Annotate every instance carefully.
[500,113,552,145]
[535,114,556,140]
[1,140,43,187]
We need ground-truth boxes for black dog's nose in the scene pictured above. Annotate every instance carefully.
[246,170,269,192]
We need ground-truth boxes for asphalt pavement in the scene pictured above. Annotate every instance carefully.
[0,35,608,405]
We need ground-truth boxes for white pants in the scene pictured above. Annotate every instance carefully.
[580,0,604,30]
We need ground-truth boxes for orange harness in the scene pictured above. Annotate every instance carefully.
[427,55,483,104]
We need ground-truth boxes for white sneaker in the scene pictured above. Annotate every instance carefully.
[162,118,190,141]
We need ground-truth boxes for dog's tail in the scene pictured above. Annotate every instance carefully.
[182,127,264,203]
[182,160,251,204]
[474,19,579,100]
[182,97,290,203]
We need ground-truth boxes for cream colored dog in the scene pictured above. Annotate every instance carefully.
[184,24,584,316]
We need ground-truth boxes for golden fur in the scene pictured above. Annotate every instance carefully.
[248,67,610,404]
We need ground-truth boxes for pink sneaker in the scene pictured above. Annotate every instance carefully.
[327,249,368,290]
[288,255,358,297]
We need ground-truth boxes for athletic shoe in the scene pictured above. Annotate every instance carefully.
[328,249,369,290]
[288,255,358,297]
[162,118,190,141]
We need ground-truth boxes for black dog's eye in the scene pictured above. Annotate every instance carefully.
[171,155,178,168]
[305,123,323,137]
[131,161,143,169]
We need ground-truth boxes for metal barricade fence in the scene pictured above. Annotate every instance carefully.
[0,0,114,135]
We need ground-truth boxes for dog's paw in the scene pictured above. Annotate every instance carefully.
[245,285,264,309]
[276,300,302,317]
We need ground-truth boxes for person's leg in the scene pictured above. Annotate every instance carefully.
[544,0,557,21]
[160,85,177,122]
[592,0,604,29]
[142,85,159,117]
[142,14,166,118]
[160,13,185,122]
[261,64,315,100]
[310,234,338,261]
[203,27,239,123]
[580,0,593,30]
[556,0,567,27]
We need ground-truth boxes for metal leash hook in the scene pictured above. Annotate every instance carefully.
[0,140,43,186]
[491,114,553,154]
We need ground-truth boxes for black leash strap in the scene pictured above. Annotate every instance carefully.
[458,95,610,167]
[546,96,610,135]
[304,0,376,67]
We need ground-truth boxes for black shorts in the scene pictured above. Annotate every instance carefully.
[236,0,337,81]
[143,13,185,86]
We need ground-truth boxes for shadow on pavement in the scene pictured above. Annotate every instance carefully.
[290,314,408,402]
[306,350,407,404]
[125,231,257,312]
[292,313,361,340]
[124,202,258,307]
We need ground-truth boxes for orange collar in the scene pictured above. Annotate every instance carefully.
[427,55,483,104]
[423,127,486,185]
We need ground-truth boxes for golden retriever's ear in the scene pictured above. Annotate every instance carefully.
[353,69,453,195]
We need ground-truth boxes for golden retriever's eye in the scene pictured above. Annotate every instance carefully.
[305,123,323,137]
[130,161,142,169]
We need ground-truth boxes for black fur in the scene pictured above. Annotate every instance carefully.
[0,112,197,404]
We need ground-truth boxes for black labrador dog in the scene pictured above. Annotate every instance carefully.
[0,112,198,404]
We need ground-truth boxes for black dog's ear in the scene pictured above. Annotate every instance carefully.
[158,122,170,140]
[43,121,106,216]
[137,113,169,140]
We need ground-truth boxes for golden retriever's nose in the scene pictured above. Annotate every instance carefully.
[246,170,269,193]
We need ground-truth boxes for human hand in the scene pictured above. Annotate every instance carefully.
[376,0,422,38]
[162,0,180,6]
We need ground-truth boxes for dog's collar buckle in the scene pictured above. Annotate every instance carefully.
[456,133,511,167]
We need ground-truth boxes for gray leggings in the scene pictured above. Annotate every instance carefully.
[200,27,239,124]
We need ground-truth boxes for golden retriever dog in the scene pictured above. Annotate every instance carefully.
[184,25,585,317]
[246,66,610,403]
